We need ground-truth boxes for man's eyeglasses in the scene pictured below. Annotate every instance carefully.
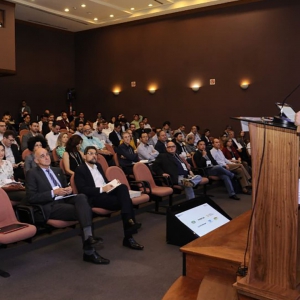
[86,152,97,156]
[167,145,176,148]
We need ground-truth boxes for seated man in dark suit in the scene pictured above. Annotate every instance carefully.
[109,122,122,148]
[154,130,168,154]
[26,147,108,264]
[1,130,24,181]
[193,141,240,200]
[74,146,144,250]
[153,141,208,200]
[117,132,139,175]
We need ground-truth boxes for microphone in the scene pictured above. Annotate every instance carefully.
[273,83,300,127]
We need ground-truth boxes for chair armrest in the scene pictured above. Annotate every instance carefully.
[129,180,147,194]
[153,175,173,187]
[15,204,36,224]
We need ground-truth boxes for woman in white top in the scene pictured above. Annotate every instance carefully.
[0,143,26,203]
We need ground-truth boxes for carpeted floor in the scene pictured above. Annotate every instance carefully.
[0,186,252,300]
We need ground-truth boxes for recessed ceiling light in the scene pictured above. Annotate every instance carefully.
[81,4,86,8]
[130,7,135,11]
[110,14,114,18]
[73,7,77,10]
[64,8,69,12]
[87,12,92,14]
[94,18,98,21]
[148,4,153,7]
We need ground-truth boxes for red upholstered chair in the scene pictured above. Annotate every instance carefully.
[19,129,29,145]
[0,188,37,278]
[97,154,109,174]
[70,174,113,216]
[133,162,173,214]
[106,166,149,206]
[105,144,120,167]
[22,149,32,161]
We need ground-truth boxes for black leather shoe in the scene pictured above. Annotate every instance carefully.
[83,251,110,264]
[83,236,102,250]
[229,194,240,200]
[123,237,144,250]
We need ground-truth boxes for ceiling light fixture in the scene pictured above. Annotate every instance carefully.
[110,14,114,18]
[148,4,153,7]
[64,8,69,12]
[81,4,86,8]
[130,8,135,11]
[94,18,98,21]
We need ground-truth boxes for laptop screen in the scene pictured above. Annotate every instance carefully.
[276,102,296,122]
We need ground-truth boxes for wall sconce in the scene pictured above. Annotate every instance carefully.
[240,82,249,90]
[191,85,200,92]
[148,88,156,94]
[113,90,120,96]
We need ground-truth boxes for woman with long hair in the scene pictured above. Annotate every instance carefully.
[56,132,69,159]
[62,135,84,176]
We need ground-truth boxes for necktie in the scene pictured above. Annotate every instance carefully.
[46,169,60,187]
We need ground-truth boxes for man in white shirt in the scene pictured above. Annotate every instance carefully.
[210,138,251,194]
[45,121,60,151]
[74,146,144,251]
[137,132,159,161]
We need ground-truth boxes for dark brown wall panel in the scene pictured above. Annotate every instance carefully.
[75,0,300,136]
[0,0,15,74]
[0,22,75,120]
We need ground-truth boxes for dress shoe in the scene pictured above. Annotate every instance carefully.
[83,236,102,250]
[83,251,110,264]
[123,237,144,250]
[229,194,240,200]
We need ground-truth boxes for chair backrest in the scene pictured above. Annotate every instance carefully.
[59,129,69,133]
[97,154,109,173]
[106,166,130,189]
[70,174,78,194]
[59,159,66,174]
[105,143,115,154]
[19,129,29,144]
[133,162,157,189]
[52,147,60,163]
[0,188,18,226]
[22,149,32,160]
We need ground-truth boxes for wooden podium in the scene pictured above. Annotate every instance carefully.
[234,118,300,300]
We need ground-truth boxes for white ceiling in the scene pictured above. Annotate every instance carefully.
[6,0,244,32]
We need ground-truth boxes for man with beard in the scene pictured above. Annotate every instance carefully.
[75,146,144,250]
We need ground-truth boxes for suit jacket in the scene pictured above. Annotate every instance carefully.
[74,162,108,198]
[26,166,67,219]
[117,143,139,167]
[109,130,122,148]
[154,140,167,154]
[152,153,188,185]
[193,150,218,168]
